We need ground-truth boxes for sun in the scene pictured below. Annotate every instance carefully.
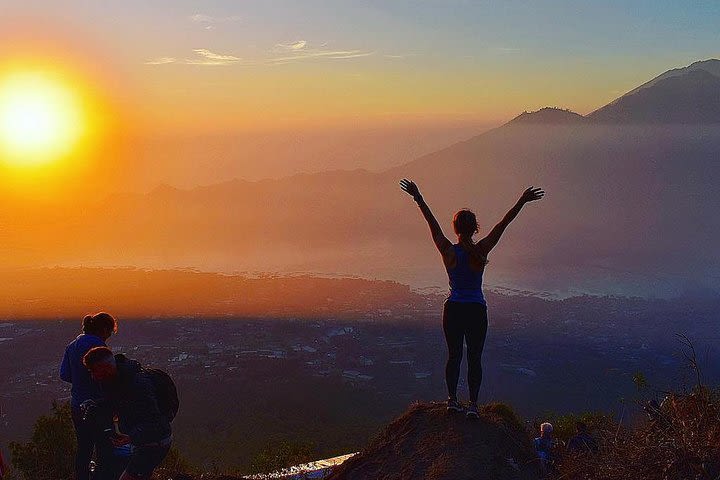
[0,71,85,167]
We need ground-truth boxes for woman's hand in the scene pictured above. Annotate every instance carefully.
[520,186,545,204]
[400,178,422,202]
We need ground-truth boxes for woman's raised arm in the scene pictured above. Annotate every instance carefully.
[479,186,545,254]
[400,179,453,255]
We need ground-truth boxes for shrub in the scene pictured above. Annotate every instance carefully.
[248,439,316,475]
[9,402,76,480]
[558,387,720,480]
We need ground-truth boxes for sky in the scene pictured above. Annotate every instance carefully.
[2,0,719,135]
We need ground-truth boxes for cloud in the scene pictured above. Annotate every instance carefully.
[189,14,214,23]
[324,51,375,60]
[492,47,522,54]
[383,53,420,60]
[270,50,370,62]
[189,13,242,24]
[145,41,372,67]
[192,49,240,62]
[144,57,177,65]
[276,40,308,51]
[145,49,242,66]
[269,41,373,64]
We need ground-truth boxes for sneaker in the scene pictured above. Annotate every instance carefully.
[446,398,464,413]
[466,402,479,419]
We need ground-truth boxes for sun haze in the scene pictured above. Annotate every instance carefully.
[0,70,86,167]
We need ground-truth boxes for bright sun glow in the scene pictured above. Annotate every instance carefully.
[0,72,85,166]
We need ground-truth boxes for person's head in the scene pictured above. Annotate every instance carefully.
[540,422,554,438]
[452,209,478,239]
[83,346,117,382]
[82,312,117,341]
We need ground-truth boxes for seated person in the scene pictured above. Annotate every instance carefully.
[534,422,555,476]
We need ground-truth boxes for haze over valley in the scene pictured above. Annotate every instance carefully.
[2,60,720,297]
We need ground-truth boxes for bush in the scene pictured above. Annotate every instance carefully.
[248,439,316,475]
[9,401,195,480]
[558,387,720,480]
[157,447,196,476]
[9,402,76,480]
[483,402,528,433]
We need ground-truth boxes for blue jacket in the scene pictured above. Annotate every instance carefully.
[534,437,553,462]
[59,334,106,408]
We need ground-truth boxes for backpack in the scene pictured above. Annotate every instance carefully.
[143,368,179,422]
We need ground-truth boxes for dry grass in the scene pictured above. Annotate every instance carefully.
[557,387,720,480]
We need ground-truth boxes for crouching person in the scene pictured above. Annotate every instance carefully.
[83,347,175,480]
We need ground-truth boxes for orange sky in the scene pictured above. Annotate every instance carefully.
[3,3,716,136]
[1,1,718,192]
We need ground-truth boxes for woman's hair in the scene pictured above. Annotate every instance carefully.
[82,312,118,336]
[453,209,478,238]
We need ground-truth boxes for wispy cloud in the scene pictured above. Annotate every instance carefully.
[145,49,242,66]
[269,40,373,64]
[189,13,242,23]
[323,51,375,60]
[190,13,241,30]
[492,47,522,54]
[189,14,213,23]
[383,53,420,60]
[144,57,177,65]
[189,49,241,65]
[145,41,372,67]
[276,40,308,51]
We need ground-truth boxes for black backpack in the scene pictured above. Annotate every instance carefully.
[143,368,180,422]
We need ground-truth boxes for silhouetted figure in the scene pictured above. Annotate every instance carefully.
[567,421,598,453]
[534,422,555,476]
[59,312,117,480]
[83,347,173,480]
[400,179,544,418]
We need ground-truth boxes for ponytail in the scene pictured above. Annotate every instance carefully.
[82,312,118,336]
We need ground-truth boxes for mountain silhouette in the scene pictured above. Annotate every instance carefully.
[589,68,720,124]
[508,107,587,125]
[621,58,720,98]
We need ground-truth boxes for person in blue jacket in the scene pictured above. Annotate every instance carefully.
[60,312,118,480]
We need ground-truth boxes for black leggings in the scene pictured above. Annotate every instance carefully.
[442,300,488,404]
[71,407,114,480]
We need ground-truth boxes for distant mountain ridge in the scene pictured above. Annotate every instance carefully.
[508,107,587,125]
[2,59,720,297]
[512,59,720,125]
[621,58,720,98]
[588,68,720,124]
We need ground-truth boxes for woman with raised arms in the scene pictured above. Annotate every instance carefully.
[400,179,544,418]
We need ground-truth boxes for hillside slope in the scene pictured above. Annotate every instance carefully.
[327,402,538,480]
[616,58,720,99]
[589,69,720,123]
